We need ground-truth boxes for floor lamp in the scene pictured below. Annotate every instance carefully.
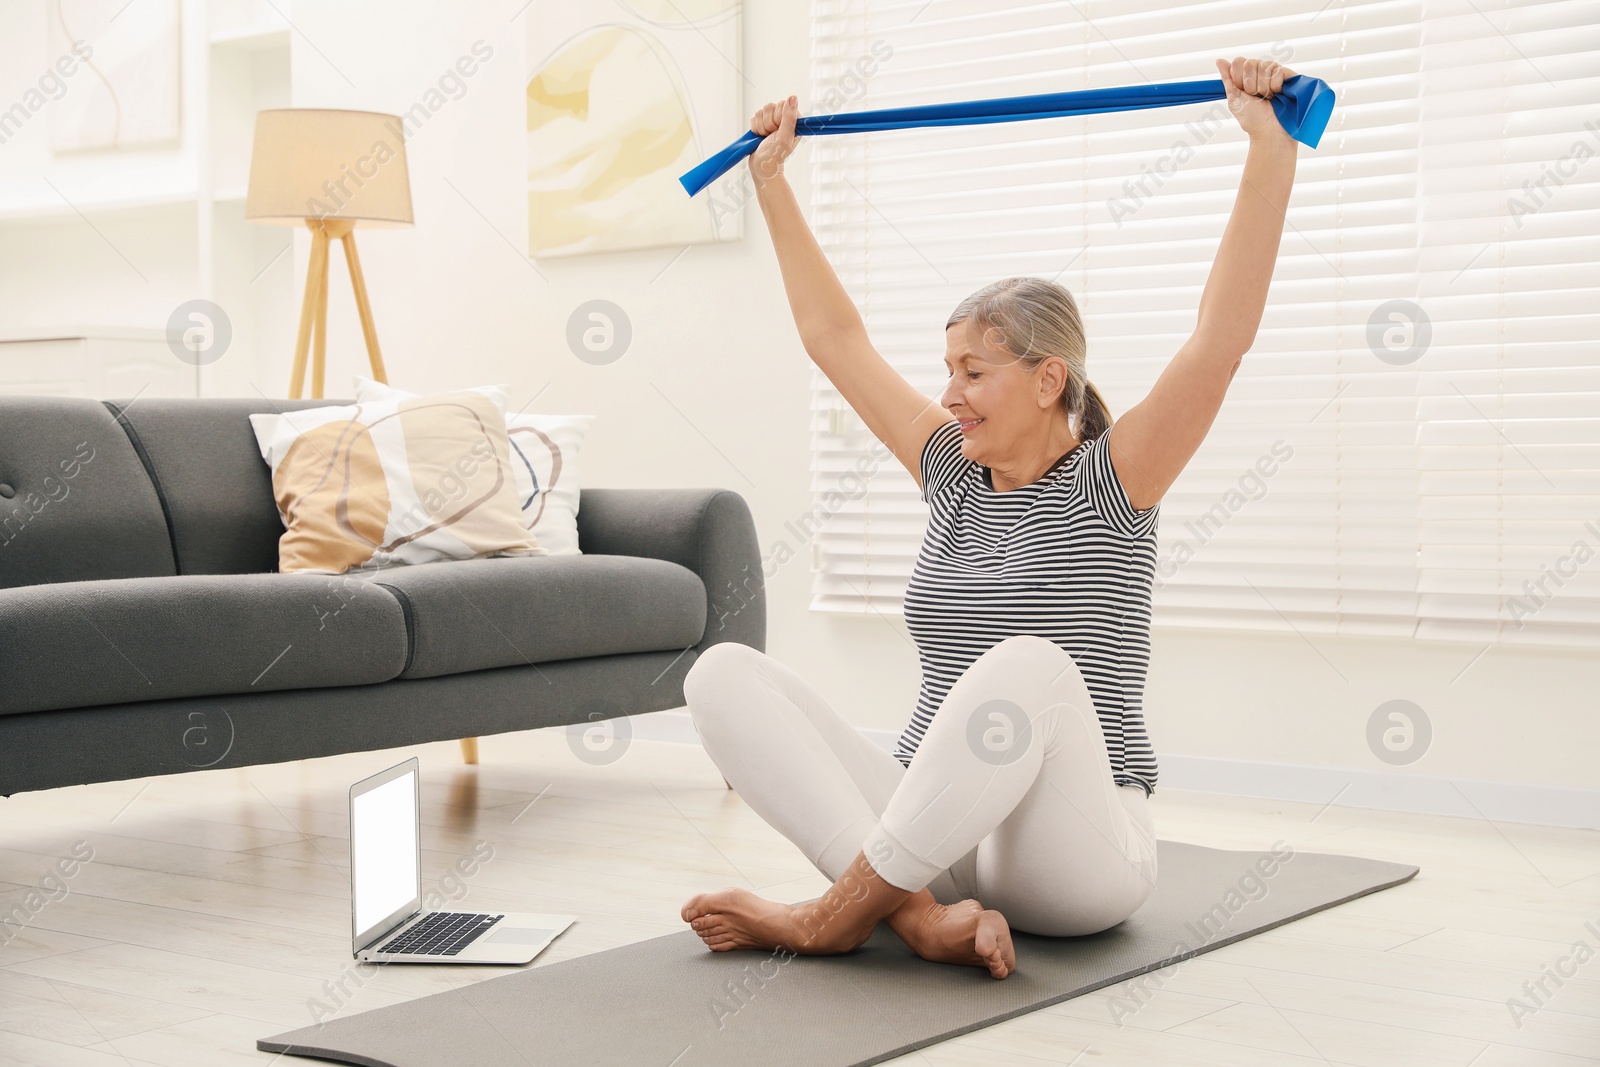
[244,108,414,400]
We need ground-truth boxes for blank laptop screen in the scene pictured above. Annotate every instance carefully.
[352,768,419,938]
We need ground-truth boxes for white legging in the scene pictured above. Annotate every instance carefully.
[682,634,1159,937]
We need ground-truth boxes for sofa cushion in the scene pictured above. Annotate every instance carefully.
[0,397,174,590]
[359,554,706,680]
[0,573,408,716]
[103,397,351,576]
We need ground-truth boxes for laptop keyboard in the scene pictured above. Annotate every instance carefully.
[378,912,505,956]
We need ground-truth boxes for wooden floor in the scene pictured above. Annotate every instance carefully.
[0,728,1594,1066]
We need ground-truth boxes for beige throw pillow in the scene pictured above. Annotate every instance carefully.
[249,390,547,575]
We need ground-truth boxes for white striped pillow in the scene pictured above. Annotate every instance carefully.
[353,377,593,556]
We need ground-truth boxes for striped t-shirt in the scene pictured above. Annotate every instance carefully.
[896,418,1161,794]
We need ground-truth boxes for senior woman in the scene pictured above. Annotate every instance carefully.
[680,57,1298,979]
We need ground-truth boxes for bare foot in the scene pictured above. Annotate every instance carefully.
[682,887,865,955]
[682,851,915,957]
[894,897,1015,979]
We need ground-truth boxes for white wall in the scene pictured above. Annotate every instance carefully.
[3,1,1595,813]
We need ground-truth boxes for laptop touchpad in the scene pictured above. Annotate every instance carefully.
[484,927,555,944]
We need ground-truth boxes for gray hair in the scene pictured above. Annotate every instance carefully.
[944,276,1113,441]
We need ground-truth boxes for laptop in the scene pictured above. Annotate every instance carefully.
[349,757,575,964]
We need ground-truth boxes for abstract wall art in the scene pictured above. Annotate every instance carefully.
[525,0,743,258]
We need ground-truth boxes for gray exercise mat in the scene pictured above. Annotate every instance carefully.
[259,840,1417,1067]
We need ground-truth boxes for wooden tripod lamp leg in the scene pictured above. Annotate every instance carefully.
[288,220,329,399]
[310,228,330,399]
[340,229,389,385]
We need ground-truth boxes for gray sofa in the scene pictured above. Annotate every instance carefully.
[0,396,764,796]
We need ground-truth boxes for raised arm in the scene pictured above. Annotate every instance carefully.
[1106,57,1300,512]
[749,96,954,491]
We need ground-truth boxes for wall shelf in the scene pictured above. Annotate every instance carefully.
[209,24,289,50]
[0,187,201,224]
[0,0,296,400]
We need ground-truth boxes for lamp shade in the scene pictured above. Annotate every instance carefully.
[245,108,414,227]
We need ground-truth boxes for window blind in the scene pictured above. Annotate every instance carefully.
[1413,1,1600,647]
[806,0,1599,649]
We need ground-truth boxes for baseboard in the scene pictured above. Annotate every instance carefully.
[1152,753,1600,831]
[625,710,1598,831]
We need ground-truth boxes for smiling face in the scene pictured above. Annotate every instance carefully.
[941,318,1073,468]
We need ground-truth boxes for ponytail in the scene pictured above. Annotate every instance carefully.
[1077,379,1114,442]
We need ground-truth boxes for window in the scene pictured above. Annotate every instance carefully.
[807,0,1599,648]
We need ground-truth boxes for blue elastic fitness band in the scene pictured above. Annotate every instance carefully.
[679,74,1335,197]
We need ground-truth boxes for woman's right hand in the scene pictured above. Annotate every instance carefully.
[749,95,800,186]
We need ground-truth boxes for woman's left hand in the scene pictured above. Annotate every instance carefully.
[1215,57,1295,144]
